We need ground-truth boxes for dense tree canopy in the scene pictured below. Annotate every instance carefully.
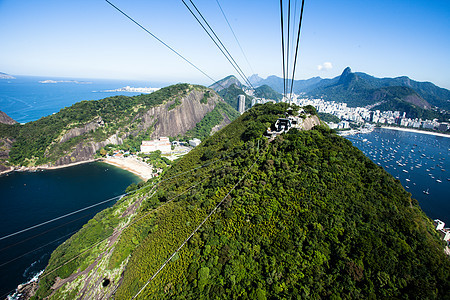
[34,103,450,299]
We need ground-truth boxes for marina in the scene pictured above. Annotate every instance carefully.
[347,128,450,225]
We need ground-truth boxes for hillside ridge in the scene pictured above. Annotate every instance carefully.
[32,103,450,299]
[0,84,237,170]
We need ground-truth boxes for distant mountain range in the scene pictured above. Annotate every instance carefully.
[250,67,450,111]
[0,72,15,79]
[211,68,450,120]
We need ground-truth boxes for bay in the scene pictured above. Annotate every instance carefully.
[347,128,450,225]
[0,162,140,298]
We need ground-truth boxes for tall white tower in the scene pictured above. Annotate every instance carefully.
[238,95,245,114]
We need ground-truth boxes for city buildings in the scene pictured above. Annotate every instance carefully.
[274,94,449,132]
[238,95,245,114]
[189,138,201,147]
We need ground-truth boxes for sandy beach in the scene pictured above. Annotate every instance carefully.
[381,126,450,138]
[101,156,154,181]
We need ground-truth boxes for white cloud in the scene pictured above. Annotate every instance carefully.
[317,62,333,71]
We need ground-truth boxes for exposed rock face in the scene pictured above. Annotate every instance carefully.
[301,115,320,131]
[0,137,15,173]
[53,88,223,166]
[0,110,17,125]
[211,112,231,135]
[404,94,431,109]
[59,117,104,143]
[141,90,220,139]
[54,133,123,166]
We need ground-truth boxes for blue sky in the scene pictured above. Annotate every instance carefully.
[1,0,449,89]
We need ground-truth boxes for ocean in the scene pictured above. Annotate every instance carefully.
[346,128,450,225]
[0,75,169,123]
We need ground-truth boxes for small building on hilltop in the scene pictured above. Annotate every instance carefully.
[434,219,450,242]
[189,138,201,147]
[141,137,171,153]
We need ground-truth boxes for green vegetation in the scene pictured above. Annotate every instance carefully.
[139,150,172,170]
[168,97,182,111]
[35,103,450,299]
[184,102,239,141]
[218,84,253,111]
[372,98,450,122]
[34,205,122,299]
[0,84,214,166]
[318,112,340,123]
[201,91,211,104]
[254,84,283,102]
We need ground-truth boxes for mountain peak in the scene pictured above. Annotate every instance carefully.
[248,74,263,86]
[340,67,352,77]
[338,67,354,85]
[209,75,243,92]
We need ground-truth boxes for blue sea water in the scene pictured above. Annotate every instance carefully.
[0,75,169,123]
[0,162,139,298]
[347,129,450,225]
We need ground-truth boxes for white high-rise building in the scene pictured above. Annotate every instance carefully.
[141,137,171,153]
[238,95,245,114]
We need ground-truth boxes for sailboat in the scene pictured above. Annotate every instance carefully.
[423,188,430,195]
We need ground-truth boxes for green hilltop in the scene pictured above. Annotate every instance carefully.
[33,102,450,299]
[0,84,238,169]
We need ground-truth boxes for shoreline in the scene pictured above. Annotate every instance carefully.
[100,157,153,181]
[0,159,99,177]
[380,126,450,138]
[0,157,151,181]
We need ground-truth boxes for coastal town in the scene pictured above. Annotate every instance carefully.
[251,95,449,134]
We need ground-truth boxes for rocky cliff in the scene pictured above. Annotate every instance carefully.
[142,90,220,139]
[0,110,17,125]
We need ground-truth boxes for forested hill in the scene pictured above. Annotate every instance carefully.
[0,84,238,169]
[34,103,449,299]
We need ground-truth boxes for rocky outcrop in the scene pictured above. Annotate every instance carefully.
[0,110,17,125]
[55,133,123,166]
[0,137,15,174]
[301,115,320,131]
[140,90,221,139]
[59,117,104,143]
[53,88,224,166]
[211,112,231,135]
